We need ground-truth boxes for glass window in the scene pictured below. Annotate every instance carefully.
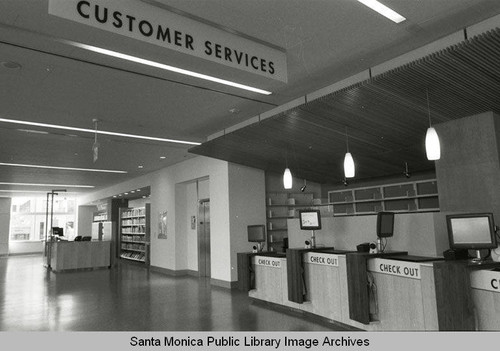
[9,196,77,242]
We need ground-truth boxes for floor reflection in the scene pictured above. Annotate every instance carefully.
[0,255,345,331]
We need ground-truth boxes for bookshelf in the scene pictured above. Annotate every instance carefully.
[119,204,150,264]
[266,192,322,252]
[327,180,439,215]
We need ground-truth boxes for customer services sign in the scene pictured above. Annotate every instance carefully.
[48,0,287,82]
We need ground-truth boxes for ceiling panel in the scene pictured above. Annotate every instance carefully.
[190,28,500,184]
[1,0,500,196]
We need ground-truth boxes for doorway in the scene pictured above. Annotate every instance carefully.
[197,199,211,277]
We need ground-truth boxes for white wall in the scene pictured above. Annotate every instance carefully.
[288,212,440,256]
[228,164,266,281]
[0,198,12,255]
[77,205,96,238]
[186,181,199,272]
[78,156,265,283]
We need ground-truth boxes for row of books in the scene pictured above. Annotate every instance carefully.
[122,226,146,234]
[121,252,145,261]
[122,207,145,218]
[122,218,146,225]
[122,235,145,242]
[121,243,144,251]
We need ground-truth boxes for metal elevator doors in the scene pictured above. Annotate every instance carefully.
[198,199,211,277]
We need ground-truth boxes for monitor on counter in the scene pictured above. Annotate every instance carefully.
[299,210,322,230]
[52,227,64,236]
[447,213,497,250]
[247,225,266,243]
[376,212,394,238]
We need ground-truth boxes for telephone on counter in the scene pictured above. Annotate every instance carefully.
[356,242,378,253]
[356,242,370,253]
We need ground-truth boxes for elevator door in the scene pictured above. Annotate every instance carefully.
[198,200,211,277]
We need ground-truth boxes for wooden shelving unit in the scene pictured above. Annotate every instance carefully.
[266,192,322,252]
[119,204,150,264]
[327,180,439,215]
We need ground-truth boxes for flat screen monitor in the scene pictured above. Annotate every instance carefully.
[377,212,394,238]
[446,213,497,250]
[299,210,322,230]
[52,227,64,236]
[247,225,266,242]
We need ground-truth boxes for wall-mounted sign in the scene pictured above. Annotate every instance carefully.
[254,256,282,268]
[48,0,287,82]
[368,258,421,280]
[470,270,500,293]
[303,252,339,267]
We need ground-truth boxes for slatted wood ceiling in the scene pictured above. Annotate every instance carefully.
[190,28,500,184]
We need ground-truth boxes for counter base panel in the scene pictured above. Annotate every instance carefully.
[249,297,361,331]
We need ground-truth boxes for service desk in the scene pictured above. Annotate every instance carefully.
[248,254,287,305]
[239,248,500,331]
[50,240,111,272]
[470,266,500,330]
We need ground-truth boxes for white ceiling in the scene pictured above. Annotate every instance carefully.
[1,0,500,196]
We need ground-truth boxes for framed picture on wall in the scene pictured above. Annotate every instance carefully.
[158,211,167,239]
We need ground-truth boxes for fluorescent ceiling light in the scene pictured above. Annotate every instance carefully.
[0,190,77,193]
[0,117,201,146]
[66,41,272,96]
[0,162,127,174]
[17,129,49,135]
[357,0,406,23]
[0,182,94,188]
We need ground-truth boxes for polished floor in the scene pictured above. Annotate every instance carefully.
[0,254,347,331]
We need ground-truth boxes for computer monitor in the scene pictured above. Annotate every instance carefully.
[377,212,394,238]
[299,210,322,230]
[446,213,497,261]
[247,225,266,242]
[52,227,64,236]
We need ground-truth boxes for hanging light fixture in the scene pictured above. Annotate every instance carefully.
[283,168,293,189]
[425,90,441,161]
[344,128,355,178]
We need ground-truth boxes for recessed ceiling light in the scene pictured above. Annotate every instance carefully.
[1,61,22,70]
[357,0,406,23]
[142,195,146,198]
[138,165,144,169]
[63,41,272,96]
[0,162,127,174]
[113,195,117,198]
[136,189,141,192]
[0,117,201,146]
[118,194,122,196]
[160,156,166,159]
[124,192,129,195]
[0,182,94,188]
[131,190,135,193]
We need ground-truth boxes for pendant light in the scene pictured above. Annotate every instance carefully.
[283,167,292,189]
[425,90,441,161]
[344,128,355,178]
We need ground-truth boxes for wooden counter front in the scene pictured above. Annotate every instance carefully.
[50,240,111,272]
[248,255,287,305]
[470,267,500,330]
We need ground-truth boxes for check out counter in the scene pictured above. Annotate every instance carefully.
[240,249,500,331]
[50,240,111,272]
[470,266,500,330]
